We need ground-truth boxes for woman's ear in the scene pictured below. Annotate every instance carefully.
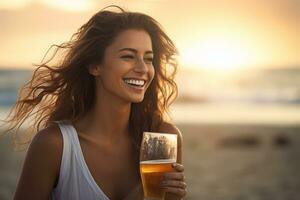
[88,64,102,76]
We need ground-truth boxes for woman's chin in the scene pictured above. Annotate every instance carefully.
[127,95,145,103]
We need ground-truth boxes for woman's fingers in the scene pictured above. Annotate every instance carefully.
[172,163,184,172]
[162,164,187,198]
[161,163,187,197]
[163,187,187,197]
[161,180,187,189]
[164,172,185,181]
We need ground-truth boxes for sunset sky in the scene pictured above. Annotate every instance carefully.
[0,0,299,70]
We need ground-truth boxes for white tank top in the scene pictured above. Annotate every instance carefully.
[51,121,110,200]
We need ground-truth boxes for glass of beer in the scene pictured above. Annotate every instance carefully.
[140,132,177,200]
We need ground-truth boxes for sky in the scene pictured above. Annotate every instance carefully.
[0,0,299,70]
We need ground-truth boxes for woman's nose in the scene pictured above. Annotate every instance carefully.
[134,59,149,73]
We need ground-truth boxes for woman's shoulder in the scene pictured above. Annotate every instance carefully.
[27,123,63,169]
[159,121,182,135]
[158,121,183,143]
[31,123,63,151]
[14,123,63,199]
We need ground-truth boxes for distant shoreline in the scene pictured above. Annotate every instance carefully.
[2,103,300,127]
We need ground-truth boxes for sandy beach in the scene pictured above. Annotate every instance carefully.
[178,123,300,200]
[1,123,300,200]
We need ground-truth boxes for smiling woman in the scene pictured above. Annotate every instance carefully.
[1,5,187,200]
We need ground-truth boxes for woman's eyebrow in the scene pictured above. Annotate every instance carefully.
[118,48,153,55]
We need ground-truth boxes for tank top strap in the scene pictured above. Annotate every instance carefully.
[52,121,72,190]
[65,123,91,174]
[55,121,87,171]
[56,121,110,199]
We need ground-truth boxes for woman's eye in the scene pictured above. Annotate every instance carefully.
[121,55,134,59]
[145,58,153,63]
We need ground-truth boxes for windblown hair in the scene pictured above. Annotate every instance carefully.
[1,6,178,153]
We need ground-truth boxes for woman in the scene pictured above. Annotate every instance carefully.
[4,5,187,200]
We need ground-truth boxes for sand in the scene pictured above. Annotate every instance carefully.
[1,123,300,200]
[178,123,300,200]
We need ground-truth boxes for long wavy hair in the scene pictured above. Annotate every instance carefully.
[1,6,178,153]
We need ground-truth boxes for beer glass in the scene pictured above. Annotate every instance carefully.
[140,132,177,200]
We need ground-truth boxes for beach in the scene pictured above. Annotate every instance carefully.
[179,123,300,200]
[1,123,300,199]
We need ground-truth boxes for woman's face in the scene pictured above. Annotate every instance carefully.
[90,29,155,103]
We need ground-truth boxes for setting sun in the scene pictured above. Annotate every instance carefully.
[0,0,299,69]
[179,35,254,71]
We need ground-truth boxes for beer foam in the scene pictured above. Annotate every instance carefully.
[140,159,176,164]
[143,132,177,141]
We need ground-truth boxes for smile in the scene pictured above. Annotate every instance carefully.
[123,78,146,92]
[123,78,146,87]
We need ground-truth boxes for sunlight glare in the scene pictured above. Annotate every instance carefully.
[180,36,253,71]
[0,0,30,9]
[41,0,93,11]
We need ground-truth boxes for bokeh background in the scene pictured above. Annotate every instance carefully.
[0,0,300,199]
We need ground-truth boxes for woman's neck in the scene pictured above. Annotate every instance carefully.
[73,97,131,141]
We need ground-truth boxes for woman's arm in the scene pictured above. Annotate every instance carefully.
[14,125,62,200]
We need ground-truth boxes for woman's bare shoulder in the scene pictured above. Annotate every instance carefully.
[14,123,63,199]
[159,121,182,135]
[158,121,183,142]
[30,123,63,152]
[24,123,63,177]
[27,123,63,172]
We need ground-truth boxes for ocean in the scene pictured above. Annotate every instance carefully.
[1,67,300,125]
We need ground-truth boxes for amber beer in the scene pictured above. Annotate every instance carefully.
[140,159,175,199]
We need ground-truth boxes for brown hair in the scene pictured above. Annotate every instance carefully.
[1,6,178,152]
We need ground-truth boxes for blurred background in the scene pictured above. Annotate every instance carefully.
[0,0,300,199]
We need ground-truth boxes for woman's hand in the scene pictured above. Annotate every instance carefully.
[161,163,187,199]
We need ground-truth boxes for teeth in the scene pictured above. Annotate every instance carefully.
[124,79,145,86]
